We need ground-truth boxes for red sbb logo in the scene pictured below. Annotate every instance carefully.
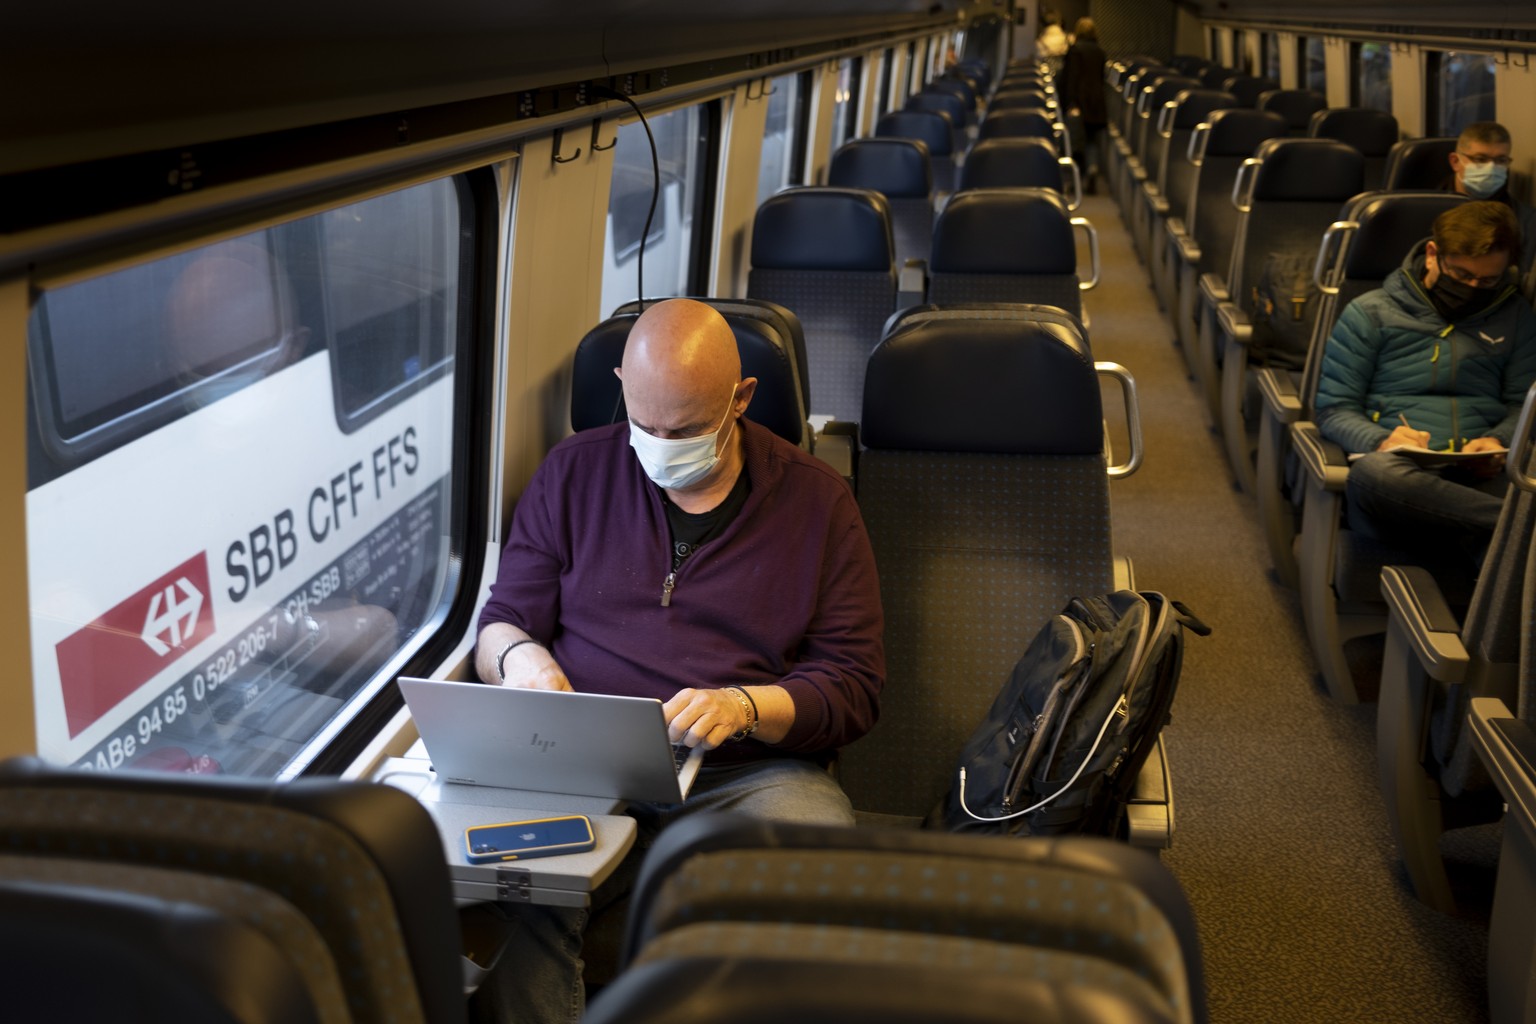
[55,553,217,738]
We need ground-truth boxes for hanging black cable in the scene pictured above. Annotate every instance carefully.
[592,85,660,312]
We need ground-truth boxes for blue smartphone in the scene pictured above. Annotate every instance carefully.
[463,815,596,863]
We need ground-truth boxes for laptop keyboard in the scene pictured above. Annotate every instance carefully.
[671,745,692,775]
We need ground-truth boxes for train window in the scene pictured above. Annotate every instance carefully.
[1299,36,1327,94]
[757,71,810,205]
[1429,51,1497,135]
[1353,41,1392,113]
[601,102,715,314]
[876,48,894,118]
[1231,30,1249,73]
[831,56,863,152]
[1208,27,1220,63]
[1262,33,1281,82]
[26,176,475,778]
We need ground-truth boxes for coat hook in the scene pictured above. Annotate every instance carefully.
[745,78,765,100]
[1494,50,1511,67]
[590,119,617,153]
[1514,52,1530,70]
[552,127,583,164]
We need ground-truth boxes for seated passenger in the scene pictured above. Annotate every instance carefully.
[1315,201,1536,569]
[471,298,884,1024]
[1441,121,1536,281]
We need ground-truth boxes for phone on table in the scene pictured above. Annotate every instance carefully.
[464,815,596,864]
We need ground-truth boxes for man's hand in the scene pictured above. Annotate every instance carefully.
[1378,425,1431,451]
[663,688,751,750]
[1463,436,1508,478]
[498,642,573,691]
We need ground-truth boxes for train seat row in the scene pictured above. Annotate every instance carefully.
[1118,51,1536,1024]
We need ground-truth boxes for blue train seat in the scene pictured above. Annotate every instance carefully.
[875,109,959,192]
[1384,136,1458,190]
[1257,88,1328,136]
[1145,89,1238,313]
[748,187,896,425]
[1310,107,1401,188]
[828,138,936,279]
[955,137,1080,209]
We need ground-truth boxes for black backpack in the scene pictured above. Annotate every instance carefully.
[1249,251,1320,371]
[930,591,1208,837]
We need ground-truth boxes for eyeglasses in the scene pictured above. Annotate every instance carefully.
[1458,150,1514,167]
[1440,261,1508,289]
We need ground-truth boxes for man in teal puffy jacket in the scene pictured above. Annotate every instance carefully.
[1315,201,1536,567]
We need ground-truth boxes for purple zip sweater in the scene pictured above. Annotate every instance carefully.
[478,418,885,765]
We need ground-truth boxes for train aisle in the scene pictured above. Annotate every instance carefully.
[1076,192,1494,1023]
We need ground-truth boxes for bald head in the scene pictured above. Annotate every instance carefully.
[619,299,751,438]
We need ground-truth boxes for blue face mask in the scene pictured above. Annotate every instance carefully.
[1461,160,1508,199]
[628,392,737,491]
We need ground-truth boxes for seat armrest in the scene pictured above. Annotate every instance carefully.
[1215,301,1253,347]
[898,258,927,303]
[812,420,859,489]
[1165,217,1187,240]
[1131,164,1148,182]
[1125,735,1172,850]
[1469,698,1536,822]
[1140,180,1161,200]
[1197,272,1229,307]
[1291,421,1350,492]
[1380,565,1470,684]
[1149,195,1170,216]
[1256,367,1302,424]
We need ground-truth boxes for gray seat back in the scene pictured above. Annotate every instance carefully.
[927,188,1083,318]
[1159,89,1238,217]
[839,307,1111,819]
[956,137,1068,196]
[748,186,896,422]
[1185,108,1289,282]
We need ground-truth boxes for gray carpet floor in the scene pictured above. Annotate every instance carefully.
[1078,191,1496,1023]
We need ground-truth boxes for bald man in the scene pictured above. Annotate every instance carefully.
[471,299,883,1024]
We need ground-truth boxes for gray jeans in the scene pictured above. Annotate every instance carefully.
[467,757,855,1024]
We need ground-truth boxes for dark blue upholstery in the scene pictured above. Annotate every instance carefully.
[875,110,955,158]
[929,75,978,113]
[574,299,810,446]
[828,138,933,199]
[956,138,1064,193]
[1219,75,1279,108]
[1384,137,1457,190]
[1334,193,1468,305]
[1171,88,1239,130]
[861,309,1101,454]
[1249,138,1364,201]
[977,110,1056,143]
[1205,107,1290,157]
[929,188,1075,275]
[750,187,893,271]
[907,91,969,131]
[1201,66,1236,88]
[988,90,1053,112]
[1309,107,1400,156]
[1257,89,1328,133]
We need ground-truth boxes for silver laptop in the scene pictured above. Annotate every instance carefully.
[398,678,705,803]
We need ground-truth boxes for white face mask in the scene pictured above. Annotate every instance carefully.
[628,391,738,490]
[1461,160,1508,199]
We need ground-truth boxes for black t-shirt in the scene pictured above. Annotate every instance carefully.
[663,468,751,571]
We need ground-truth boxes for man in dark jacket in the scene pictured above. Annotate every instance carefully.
[1315,201,1536,566]
[1440,121,1536,284]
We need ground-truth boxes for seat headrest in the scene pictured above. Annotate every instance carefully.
[1204,108,1289,157]
[930,189,1075,275]
[1344,192,1469,279]
[1220,75,1279,107]
[1201,66,1235,88]
[750,188,893,272]
[930,76,978,109]
[956,138,1064,192]
[571,304,808,445]
[875,110,955,157]
[1256,89,1328,130]
[907,91,968,128]
[1147,76,1201,106]
[1308,107,1400,156]
[862,311,1102,454]
[1171,89,1237,130]
[1250,138,1364,201]
[829,139,933,199]
[988,91,1053,112]
[977,110,1057,142]
[1384,137,1458,189]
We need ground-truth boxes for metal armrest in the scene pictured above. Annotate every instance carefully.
[1197,272,1229,307]
[1215,301,1253,347]
[1171,229,1199,266]
[811,420,858,487]
[1291,421,1350,492]
[1096,361,1141,478]
[898,258,927,299]
[1256,367,1302,424]
[1149,195,1170,216]
[1380,565,1470,684]
[1072,218,1100,291]
[1125,734,1172,849]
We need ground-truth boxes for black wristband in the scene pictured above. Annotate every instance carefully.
[495,639,543,681]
